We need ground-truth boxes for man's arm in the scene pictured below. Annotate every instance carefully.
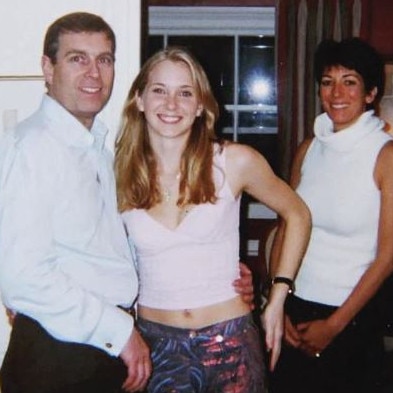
[233,262,255,309]
[120,329,152,392]
[0,134,133,357]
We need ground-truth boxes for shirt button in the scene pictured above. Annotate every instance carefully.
[105,342,113,349]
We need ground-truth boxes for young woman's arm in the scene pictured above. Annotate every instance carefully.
[267,138,313,352]
[226,142,311,370]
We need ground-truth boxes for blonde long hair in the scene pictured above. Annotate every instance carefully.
[115,47,221,212]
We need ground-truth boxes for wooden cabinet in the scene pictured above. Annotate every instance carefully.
[361,0,393,61]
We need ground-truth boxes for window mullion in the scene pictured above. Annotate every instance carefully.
[233,35,239,142]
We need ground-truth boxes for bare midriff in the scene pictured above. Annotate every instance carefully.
[138,296,250,329]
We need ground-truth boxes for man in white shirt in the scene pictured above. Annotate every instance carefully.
[0,12,151,393]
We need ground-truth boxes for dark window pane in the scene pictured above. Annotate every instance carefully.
[239,36,276,106]
[146,35,164,58]
[218,110,234,138]
[167,36,234,106]
[239,111,277,129]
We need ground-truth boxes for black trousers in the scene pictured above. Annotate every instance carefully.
[269,295,385,393]
[0,314,127,393]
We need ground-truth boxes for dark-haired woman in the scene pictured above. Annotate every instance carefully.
[270,38,393,393]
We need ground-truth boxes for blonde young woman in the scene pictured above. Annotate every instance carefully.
[115,47,311,393]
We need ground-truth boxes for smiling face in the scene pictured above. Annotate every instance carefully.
[136,59,203,142]
[319,65,377,132]
[42,31,115,129]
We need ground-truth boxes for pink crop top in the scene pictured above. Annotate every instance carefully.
[121,145,241,310]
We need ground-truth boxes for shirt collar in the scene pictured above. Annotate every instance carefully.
[40,94,108,151]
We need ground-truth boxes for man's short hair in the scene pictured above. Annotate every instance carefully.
[43,12,116,64]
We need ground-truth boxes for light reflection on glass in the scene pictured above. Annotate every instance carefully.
[250,77,271,101]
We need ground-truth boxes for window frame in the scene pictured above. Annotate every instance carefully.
[149,6,275,36]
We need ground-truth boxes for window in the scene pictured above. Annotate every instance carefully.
[147,6,278,171]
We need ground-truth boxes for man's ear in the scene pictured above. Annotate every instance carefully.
[41,55,54,86]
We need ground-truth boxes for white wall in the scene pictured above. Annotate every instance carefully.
[0,0,141,367]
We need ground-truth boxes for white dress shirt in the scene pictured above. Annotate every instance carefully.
[0,95,138,356]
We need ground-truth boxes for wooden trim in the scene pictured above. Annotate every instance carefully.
[148,0,275,6]
[0,75,44,81]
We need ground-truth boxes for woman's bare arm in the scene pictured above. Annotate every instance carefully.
[226,142,311,370]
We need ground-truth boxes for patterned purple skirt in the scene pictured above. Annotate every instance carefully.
[138,313,266,393]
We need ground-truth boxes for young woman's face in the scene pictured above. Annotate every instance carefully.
[319,65,377,132]
[137,59,203,141]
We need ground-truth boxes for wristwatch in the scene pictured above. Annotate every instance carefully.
[271,276,295,294]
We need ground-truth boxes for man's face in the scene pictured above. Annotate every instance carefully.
[42,31,115,129]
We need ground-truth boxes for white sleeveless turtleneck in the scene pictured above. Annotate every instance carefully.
[295,111,392,306]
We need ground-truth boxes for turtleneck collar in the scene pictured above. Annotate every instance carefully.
[313,110,385,152]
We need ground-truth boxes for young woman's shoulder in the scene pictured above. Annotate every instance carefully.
[223,141,273,195]
[223,140,267,168]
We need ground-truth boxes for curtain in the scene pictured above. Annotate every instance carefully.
[276,0,366,180]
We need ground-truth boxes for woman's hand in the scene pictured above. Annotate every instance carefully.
[297,318,338,357]
[282,314,302,348]
[261,299,285,371]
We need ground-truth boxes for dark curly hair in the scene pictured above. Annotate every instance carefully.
[314,37,384,109]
